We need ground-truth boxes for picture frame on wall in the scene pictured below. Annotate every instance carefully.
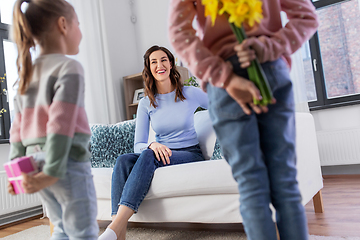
[133,88,145,104]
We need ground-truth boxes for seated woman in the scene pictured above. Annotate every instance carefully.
[99,45,208,240]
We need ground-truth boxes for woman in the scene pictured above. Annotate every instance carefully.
[99,45,208,240]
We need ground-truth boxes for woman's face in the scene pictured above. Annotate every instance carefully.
[149,50,172,83]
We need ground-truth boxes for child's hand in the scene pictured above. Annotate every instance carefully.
[21,172,59,194]
[7,182,15,195]
[225,73,269,115]
[234,37,265,67]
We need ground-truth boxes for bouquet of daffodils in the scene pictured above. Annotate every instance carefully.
[202,0,273,106]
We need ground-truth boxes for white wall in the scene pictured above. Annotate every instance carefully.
[98,0,143,121]
[0,143,10,167]
[134,0,173,62]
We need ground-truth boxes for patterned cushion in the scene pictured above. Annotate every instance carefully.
[210,139,224,160]
[90,119,136,168]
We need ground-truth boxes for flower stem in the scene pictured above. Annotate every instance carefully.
[230,23,273,106]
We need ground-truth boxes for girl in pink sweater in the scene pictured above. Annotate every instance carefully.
[8,0,98,239]
[169,1,318,239]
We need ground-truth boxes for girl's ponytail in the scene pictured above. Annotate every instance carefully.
[12,0,35,95]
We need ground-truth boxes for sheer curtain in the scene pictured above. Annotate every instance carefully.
[281,12,310,113]
[69,0,118,124]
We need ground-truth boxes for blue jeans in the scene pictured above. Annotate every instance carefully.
[111,144,205,215]
[207,56,308,240]
[39,160,99,240]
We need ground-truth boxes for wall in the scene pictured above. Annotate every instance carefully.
[98,0,143,121]
[0,143,10,166]
[134,0,173,62]
[312,104,360,174]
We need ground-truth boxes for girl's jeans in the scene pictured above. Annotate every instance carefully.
[39,159,98,240]
[206,56,308,240]
[111,144,205,215]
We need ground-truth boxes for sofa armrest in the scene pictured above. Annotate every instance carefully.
[295,112,323,205]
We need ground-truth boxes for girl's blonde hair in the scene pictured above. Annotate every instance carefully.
[12,0,74,94]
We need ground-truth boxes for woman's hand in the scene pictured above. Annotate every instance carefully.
[21,172,59,194]
[7,182,15,195]
[148,142,172,165]
[225,73,269,115]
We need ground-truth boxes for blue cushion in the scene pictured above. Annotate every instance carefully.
[210,139,224,160]
[90,119,136,168]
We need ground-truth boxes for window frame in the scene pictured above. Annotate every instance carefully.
[0,16,11,143]
[308,0,360,111]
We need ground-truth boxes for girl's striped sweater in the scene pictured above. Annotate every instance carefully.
[9,54,91,178]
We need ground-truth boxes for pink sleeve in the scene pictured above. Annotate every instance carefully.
[168,0,233,90]
[252,0,319,63]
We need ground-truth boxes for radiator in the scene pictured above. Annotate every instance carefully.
[0,171,42,225]
[317,129,360,166]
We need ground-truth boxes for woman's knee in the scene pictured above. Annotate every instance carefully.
[114,154,135,170]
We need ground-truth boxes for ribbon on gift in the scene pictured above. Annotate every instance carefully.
[6,162,24,193]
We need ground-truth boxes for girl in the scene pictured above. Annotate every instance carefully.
[99,45,208,240]
[168,1,319,240]
[8,0,98,239]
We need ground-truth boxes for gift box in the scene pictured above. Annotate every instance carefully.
[3,156,39,194]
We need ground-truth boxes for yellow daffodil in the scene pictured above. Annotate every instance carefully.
[202,0,219,26]
[201,0,272,106]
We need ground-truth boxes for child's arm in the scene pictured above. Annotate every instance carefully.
[169,0,234,90]
[169,0,264,114]
[9,97,26,160]
[21,172,58,193]
[235,0,319,65]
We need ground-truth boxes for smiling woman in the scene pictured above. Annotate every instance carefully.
[98,45,209,240]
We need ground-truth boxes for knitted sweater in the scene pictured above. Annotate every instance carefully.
[9,54,91,178]
[168,0,319,90]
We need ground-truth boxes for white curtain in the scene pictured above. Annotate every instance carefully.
[68,0,116,124]
[281,12,310,113]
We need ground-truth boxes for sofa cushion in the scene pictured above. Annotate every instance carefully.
[90,119,136,168]
[210,139,224,160]
[194,110,217,159]
[91,159,238,201]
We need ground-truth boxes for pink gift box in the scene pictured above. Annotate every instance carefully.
[3,156,38,194]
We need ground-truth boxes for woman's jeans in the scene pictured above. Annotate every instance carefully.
[111,144,205,215]
[39,159,99,240]
[207,56,308,240]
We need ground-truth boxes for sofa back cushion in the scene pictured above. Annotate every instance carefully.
[194,110,217,159]
[90,119,136,168]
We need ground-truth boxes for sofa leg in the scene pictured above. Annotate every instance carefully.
[313,190,324,213]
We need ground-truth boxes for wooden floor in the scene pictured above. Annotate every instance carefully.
[0,175,359,238]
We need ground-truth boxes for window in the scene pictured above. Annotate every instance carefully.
[305,0,360,110]
[0,0,17,143]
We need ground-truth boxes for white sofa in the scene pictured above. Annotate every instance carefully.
[91,110,323,223]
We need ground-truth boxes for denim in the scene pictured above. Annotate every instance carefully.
[111,144,205,214]
[207,56,308,240]
[39,159,99,240]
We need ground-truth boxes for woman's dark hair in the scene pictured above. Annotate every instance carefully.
[12,0,74,94]
[142,45,185,108]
